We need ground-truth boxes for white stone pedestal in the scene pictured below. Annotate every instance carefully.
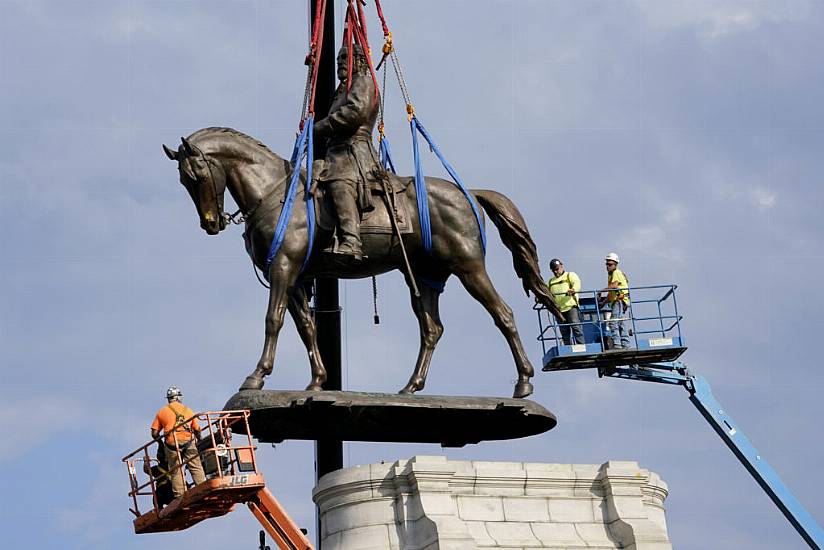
[313,455,672,550]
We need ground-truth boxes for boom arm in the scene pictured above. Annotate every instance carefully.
[247,488,314,550]
[602,364,824,549]
[687,375,824,550]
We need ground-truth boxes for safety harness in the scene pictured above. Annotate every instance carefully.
[165,402,194,448]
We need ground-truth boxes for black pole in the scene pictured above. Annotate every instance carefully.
[310,1,341,548]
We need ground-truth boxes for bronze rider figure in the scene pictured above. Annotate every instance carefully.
[313,43,381,261]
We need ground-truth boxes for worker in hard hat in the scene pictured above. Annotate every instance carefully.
[599,253,632,349]
[150,386,206,498]
[547,258,585,345]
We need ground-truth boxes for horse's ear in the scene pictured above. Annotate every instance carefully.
[163,144,179,161]
[181,136,196,156]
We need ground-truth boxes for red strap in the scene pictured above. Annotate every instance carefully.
[309,0,324,49]
[305,0,382,114]
[306,0,327,116]
[344,11,354,93]
[357,0,368,47]
[374,0,391,37]
[344,0,380,102]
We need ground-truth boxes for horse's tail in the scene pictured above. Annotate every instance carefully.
[473,190,561,319]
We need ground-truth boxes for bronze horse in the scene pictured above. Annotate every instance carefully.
[164,127,560,398]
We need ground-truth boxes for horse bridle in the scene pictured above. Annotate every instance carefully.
[191,148,291,228]
[185,143,228,228]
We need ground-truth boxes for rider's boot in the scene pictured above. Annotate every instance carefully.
[337,237,363,260]
[329,181,363,261]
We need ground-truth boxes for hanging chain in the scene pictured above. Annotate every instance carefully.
[378,56,389,140]
[372,275,380,324]
[389,48,413,119]
[299,67,313,124]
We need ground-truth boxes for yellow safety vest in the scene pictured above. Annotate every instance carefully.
[607,268,630,305]
[548,271,581,313]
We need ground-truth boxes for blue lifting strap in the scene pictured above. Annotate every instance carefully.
[410,116,486,256]
[265,117,317,278]
[382,132,449,292]
[379,134,397,174]
[303,119,317,273]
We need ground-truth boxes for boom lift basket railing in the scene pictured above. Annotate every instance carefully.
[123,410,275,536]
[122,410,312,548]
[534,284,687,371]
[123,410,259,520]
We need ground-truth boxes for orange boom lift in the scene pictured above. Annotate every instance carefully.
[122,410,313,550]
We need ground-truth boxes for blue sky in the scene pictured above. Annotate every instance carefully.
[2,1,823,548]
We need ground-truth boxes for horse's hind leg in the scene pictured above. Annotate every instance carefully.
[288,283,327,391]
[457,267,535,398]
[399,285,444,395]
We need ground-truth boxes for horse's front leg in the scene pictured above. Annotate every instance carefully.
[288,282,327,391]
[239,259,298,391]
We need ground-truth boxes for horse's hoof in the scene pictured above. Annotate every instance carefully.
[398,381,423,394]
[239,376,264,391]
[305,383,323,391]
[513,381,534,399]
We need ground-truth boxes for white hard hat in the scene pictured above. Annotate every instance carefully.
[166,386,183,400]
[605,252,620,263]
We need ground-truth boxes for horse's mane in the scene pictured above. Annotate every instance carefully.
[189,127,276,157]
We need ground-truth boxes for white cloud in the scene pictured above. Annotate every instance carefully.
[614,198,687,261]
[0,391,140,464]
[751,188,776,210]
[662,205,683,224]
[707,174,776,212]
[55,456,124,545]
[638,0,813,40]
[700,159,776,212]
[572,373,620,405]
[0,395,84,462]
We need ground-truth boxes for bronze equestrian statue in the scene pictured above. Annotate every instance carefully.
[163,46,560,399]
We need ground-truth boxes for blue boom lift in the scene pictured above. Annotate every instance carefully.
[536,284,824,550]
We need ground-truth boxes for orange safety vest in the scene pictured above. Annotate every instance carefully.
[152,402,198,446]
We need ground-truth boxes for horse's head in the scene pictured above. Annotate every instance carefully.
[163,137,227,235]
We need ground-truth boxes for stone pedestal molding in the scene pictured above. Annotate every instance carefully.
[312,455,671,550]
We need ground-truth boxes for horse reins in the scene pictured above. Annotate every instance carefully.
[223,165,295,291]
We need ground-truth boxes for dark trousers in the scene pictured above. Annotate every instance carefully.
[327,181,362,247]
[560,306,585,345]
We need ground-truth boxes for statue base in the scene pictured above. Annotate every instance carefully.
[223,390,556,447]
[313,456,672,549]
